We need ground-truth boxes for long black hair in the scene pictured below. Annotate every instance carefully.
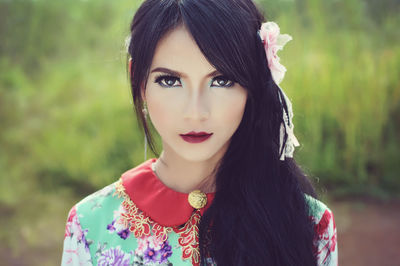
[127,0,318,265]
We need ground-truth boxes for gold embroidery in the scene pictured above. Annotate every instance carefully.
[121,199,151,237]
[152,222,173,242]
[113,179,201,265]
[173,210,202,265]
[113,179,128,199]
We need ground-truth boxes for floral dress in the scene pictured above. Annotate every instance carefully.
[61,159,338,266]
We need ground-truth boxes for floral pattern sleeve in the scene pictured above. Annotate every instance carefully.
[315,208,338,266]
[306,195,338,266]
[61,205,93,266]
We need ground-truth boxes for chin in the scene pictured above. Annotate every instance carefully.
[163,136,230,163]
[177,143,229,163]
[178,151,218,163]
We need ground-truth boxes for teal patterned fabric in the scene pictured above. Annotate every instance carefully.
[62,179,338,266]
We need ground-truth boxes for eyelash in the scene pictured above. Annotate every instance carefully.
[153,74,235,88]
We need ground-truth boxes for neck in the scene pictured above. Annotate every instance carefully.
[153,146,224,194]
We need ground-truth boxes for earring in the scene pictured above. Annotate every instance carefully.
[142,103,148,161]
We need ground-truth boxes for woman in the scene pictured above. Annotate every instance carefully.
[62,0,338,265]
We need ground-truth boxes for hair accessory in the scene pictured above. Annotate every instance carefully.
[258,21,300,161]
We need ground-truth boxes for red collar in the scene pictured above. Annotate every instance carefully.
[121,158,215,227]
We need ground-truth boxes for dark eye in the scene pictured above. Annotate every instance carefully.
[211,76,234,87]
[154,75,181,87]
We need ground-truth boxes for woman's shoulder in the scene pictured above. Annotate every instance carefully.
[304,193,332,219]
[66,159,155,222]
[303,193,336,239]
[72,180,121,214]
[303,193,338,266]
[63,179,125,235]
[62,178,141,265]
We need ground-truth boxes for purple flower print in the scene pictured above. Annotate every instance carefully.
[97,246,131,266]
[107,205,133,240]
[160,241,172,252]
[160,249,172,263]
[134,236,173,264]
[107,219,116,232]
[107,217,131,240]
[144,247,158,263]
[159,241,172,263]
[117,228,131,240]
[81,229,91,251]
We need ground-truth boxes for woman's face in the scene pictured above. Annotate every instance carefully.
[143,25,247,162]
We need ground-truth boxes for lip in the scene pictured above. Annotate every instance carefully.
[179,131,213,143]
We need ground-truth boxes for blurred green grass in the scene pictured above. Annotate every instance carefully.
[0,0,399,264]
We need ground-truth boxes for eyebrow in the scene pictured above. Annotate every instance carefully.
[150,67,220,78]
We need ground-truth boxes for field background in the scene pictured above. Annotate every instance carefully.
[0,0,399,265]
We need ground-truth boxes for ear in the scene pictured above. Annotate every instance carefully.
[128,57,133,76]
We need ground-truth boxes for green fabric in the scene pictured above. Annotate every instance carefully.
[62,181,337,265]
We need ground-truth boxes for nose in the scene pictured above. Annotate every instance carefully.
[183,89,210,121]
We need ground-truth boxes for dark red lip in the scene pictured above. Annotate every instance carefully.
[182,131,211,136]
[179,131,213,143]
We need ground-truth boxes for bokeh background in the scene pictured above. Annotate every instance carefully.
[0,0,399,265]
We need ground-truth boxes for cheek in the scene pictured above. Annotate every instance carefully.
[145,88,178,133]
[215,89,247,129]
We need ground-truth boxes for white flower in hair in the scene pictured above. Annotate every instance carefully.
[259,21,292,85]
[258,21,299,160]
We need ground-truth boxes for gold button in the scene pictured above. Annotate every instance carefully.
[188,190,207,209]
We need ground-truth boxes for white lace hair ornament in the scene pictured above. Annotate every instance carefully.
[258,21,300,161]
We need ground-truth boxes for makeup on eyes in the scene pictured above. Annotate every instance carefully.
[153,73,235,88]
[154,74,181,87]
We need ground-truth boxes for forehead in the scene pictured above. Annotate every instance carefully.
[150,25,215,76]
